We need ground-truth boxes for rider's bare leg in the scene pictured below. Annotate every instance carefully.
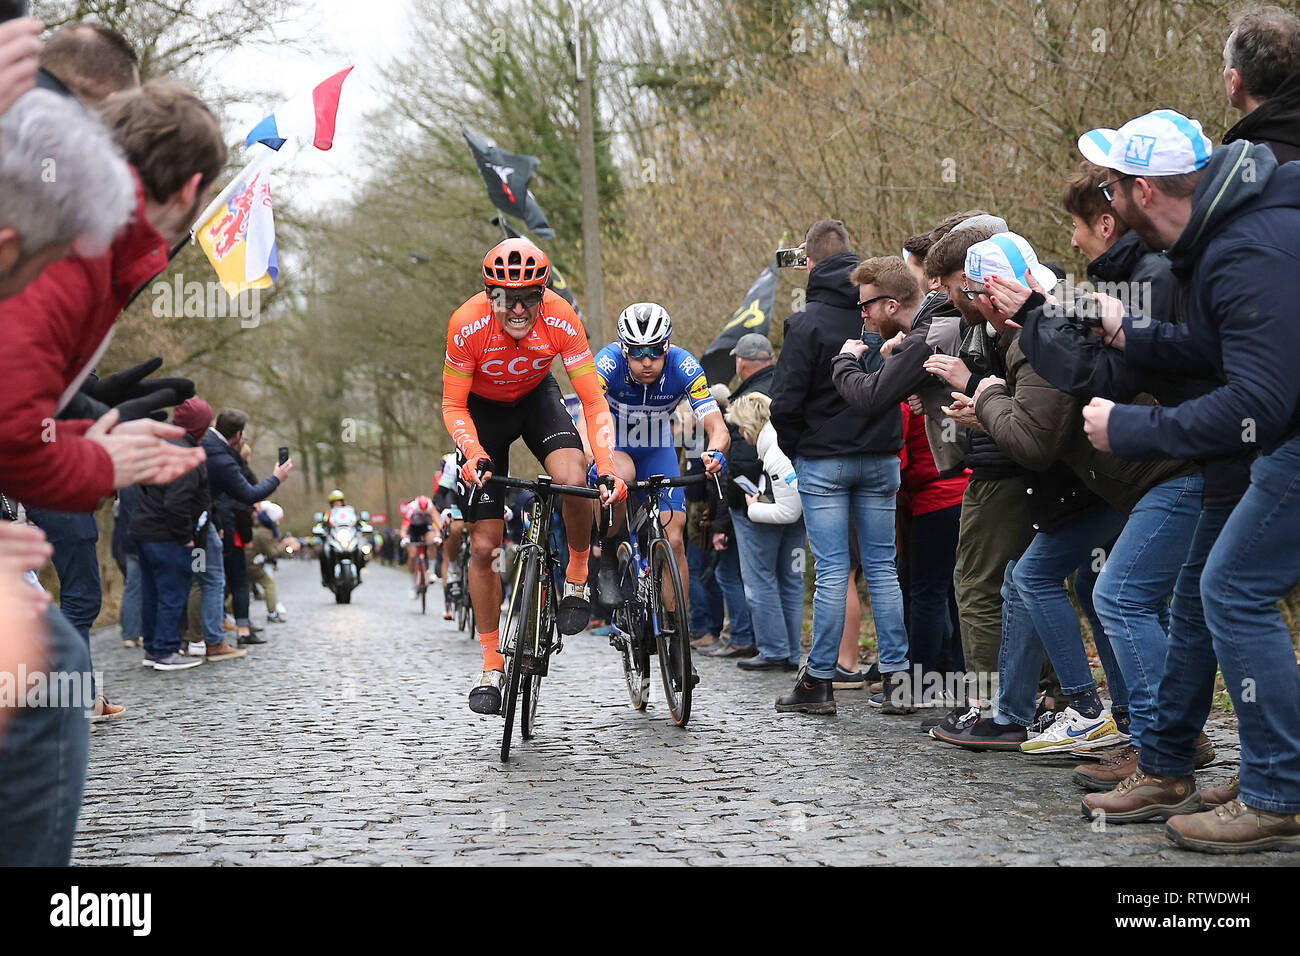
[598,451,637,541]
[661,510,689,615]
[469,518,505,670]
[545,447,594,582]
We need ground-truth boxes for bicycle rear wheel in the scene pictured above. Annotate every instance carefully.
[650,538,692,727]
[500,551,537,762]
[618,605,651,711]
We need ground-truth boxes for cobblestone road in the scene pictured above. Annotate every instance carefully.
[75,561,1287,865]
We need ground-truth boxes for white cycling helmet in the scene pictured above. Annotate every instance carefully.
[617,302,673,347]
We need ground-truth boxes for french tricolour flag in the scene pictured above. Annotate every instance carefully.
[246,65,354,151]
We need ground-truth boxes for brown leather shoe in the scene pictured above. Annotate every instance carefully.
[206,641,248,662]
[709,642,758,659]
[1193,731,1216,769]
[1081,770,1201,824]
[1199,774,1241,808]
[1166,799,1300,854]
[1073,744,1139,792]
[689,633,718,650]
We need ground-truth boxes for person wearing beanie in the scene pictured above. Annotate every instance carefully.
[130,398,244,669]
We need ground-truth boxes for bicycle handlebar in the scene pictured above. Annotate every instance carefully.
[487,474,604,500]
[628,473,710,491]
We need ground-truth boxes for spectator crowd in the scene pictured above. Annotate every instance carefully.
[2,4,1300,865]
[678,4,1300,856]
[0,15,297,865]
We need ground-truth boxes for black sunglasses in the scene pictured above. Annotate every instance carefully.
[858,295,893,313]
[492,289,545,310]
[1098,174,1135,203]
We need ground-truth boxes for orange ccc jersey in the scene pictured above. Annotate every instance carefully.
[440,289,616,473]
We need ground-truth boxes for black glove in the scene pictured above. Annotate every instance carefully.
[84,357,195,407]
[114,388,182,422]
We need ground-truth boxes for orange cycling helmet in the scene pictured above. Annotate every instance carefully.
[482,238,549,289]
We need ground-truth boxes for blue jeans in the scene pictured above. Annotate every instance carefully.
[996,556,1120,725]
[996,559,1044,725]
[140,540,195,659]
[1074,558,1130,712]
[1011,505,1130,695]
[120,552,142,641]
[1202,436,1300,814]
[1092,474,1202,751]
[713,533,753,647]
[195,522,226,644]
[686,539,723,635]
[0,603,91,864]
[796,454,908,680]
[731,508,805,664]
[26,509,101,640]
[1140,497,1236,779]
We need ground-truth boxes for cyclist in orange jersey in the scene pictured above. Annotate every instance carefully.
[443,237,626,715]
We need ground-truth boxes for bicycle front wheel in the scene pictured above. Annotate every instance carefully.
[500,552,538,762]
[521,570,548,740]
[650,538,692,727]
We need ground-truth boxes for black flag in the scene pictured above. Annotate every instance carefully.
[490,215,582,322]
[702,258,779,386]
[464,129,555,239]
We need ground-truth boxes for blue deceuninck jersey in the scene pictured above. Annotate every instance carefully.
[594,344,719,451]
[593,343,719,513]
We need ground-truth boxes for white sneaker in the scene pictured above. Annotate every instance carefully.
[1020,706,1123,754]
[152,652,204,671]
[185,641,207,656]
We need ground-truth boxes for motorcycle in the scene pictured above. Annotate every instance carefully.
[312,506,374,604]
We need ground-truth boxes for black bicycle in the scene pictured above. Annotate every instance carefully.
[607,473,708,728]
[488,473,605,762]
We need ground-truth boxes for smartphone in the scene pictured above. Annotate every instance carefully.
[0,1,29,22]
[278,446,290,465]
[775,247,807,269]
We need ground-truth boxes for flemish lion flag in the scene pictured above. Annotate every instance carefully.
[197,163,278,297]
[702,257,778,386]
[464,129,555,238]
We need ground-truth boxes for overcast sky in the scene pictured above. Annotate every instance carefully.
[206,0,416,214]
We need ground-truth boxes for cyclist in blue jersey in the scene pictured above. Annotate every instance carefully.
[592,302,729,609]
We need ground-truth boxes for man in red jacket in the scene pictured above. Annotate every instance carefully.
[0,81,226,513]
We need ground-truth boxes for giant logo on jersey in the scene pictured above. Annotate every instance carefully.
[452,314,493,348]
[480,355,553,377]
[543,314,577,337]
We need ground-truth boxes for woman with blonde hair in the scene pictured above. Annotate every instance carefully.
[725,392,806,671]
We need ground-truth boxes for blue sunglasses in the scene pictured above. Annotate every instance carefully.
[625,344,666,360]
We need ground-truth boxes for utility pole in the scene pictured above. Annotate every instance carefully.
[378,377,394,525]
[574,5,605,343]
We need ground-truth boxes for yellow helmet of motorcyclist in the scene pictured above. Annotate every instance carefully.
[328,490,345,504]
